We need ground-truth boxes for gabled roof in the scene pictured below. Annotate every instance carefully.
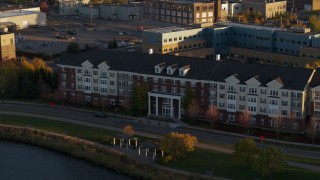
[57,49,315,91]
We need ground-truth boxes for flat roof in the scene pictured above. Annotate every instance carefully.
[144,26,196,33]
[0,10,42,18]
[220,22,282,31]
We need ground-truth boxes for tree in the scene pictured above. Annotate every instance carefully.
[307,116,319,144]
[233,138,259,166]
[205,105,220,130]
[254,18,261,25]
[187,99,201,120]
[273,114,283,141]
[112,38,118,49]
[66,42,80,53]
[123,125,134,137]
[130,83,148,116]
[238,110,250,134]
[255,145,287,178]
[182,87,194,111]
[161,132,197,161]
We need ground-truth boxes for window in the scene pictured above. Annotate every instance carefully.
[228,85,236,92]
[261,119,265,126]
[269,119,274,127]
[248,106,256,112]
[93,70,98,75]
[77,69,82,73]
[281,110,287,116]
[269,99,278,105]
[250,117,256,124]
[282,91,288,97]
[110,72,115,77]
[110,81,115,85]
[219,102,225,108]
[210,83,217,89]
[84,70,90,75]
[249,87,257,94]
[219,93,225,99]
[227,114,235,121]
[219,84,225,90]
[282,101,288,106]
[153,85,158,92]
[240,86,246,92]
[248,96,257,103]
[270,90,278,96]
[227,94,236,100]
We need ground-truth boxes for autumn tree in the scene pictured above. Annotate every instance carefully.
[307,116,319,144]
[238,110,250,134]
[130,83,148,116]
[233,138,259,166]
[161,132,197,161]
[187,99,201,120]
[255,145,287,178]
[309,15,320,31]
[273,114,283,141]
[205,105,220,130]
[123,125,134,137]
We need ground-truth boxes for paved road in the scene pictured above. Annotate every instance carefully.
[0,102,319,160]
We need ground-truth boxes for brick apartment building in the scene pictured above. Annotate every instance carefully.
[56,49,320,133]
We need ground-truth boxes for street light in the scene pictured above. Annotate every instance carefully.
[65,16,68,39]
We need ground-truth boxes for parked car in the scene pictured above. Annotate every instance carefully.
[95,112,108,118]
[30,24,39,28]
[68,30,77,35]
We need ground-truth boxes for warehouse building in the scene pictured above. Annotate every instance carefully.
[0,9,46,29]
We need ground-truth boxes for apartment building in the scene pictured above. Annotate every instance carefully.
[242,0,287,19]
[56,49,318,132]
[143,0,215,25]
[0,32,16,61]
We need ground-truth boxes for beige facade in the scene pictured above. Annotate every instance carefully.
[242,0,287,19]
[228,46,316,67]
[144,0,214,25]
[0,10,46,29]
[0,33,16,61]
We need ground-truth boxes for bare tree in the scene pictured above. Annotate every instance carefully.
[288,112,296,136]
[238,110,250,135]
[187,99,201,120]
[273,114,283,142]
[307,116,319,145]
[205,105,220,131]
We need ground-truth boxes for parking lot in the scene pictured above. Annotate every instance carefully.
[15,13,175,56]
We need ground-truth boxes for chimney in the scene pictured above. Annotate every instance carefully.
[214,0,221,23]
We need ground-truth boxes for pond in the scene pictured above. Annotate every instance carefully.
[0,141,131,180]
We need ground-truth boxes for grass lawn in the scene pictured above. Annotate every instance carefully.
[0,114,116,144]
[286,155,320,167]
[1,114,319,179]
[163,149,320,180]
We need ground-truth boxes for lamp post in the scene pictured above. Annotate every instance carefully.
[65,16,68,39]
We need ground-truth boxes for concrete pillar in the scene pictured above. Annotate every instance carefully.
[145,148,148,157]
[134,138,138,148]
[128,139,131,146]
[156,96,158,115]
[161,149,164,157]
[119,139,122,148]
[113,138,115,146]
[138,147,141,155]
[154,149,157,156]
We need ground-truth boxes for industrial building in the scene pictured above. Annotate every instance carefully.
[0,32,16,61]
[0,8,46,29]
[142,22,320,67]
[242,0,287,19]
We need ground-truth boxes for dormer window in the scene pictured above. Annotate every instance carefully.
[179,65,191,76]
[166,64,178,75]
[154,62,166,74]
